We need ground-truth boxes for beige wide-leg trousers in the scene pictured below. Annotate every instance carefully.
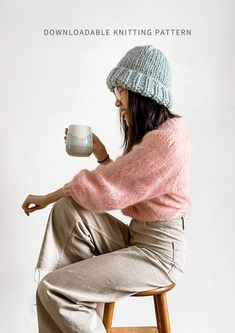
[35,197,187,333]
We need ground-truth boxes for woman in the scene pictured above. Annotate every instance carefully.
[22,45,192,333]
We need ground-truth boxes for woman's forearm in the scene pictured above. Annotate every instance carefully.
[46,187,65,204]
[22,187,67,216]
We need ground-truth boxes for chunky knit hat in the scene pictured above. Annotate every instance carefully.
[106,45,172,108]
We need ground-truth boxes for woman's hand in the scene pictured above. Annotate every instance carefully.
[22,188,65,216]
[64,128,108,161]
[92,133,107,159]
[22,194,49,216]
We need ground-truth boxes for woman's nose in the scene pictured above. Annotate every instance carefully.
[115,98,122,107]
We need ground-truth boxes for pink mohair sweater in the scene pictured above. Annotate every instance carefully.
[63,117,192,221]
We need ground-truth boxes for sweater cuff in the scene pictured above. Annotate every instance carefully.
[63,183,72,197]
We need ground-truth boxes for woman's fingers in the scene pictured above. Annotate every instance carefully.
[64,128,68,143]
[22,194,48,216]
[27,205,39,213]
[22,196,31,210]
[22,200,34,215]
[23,206,38,216]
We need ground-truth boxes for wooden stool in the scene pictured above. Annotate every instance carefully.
[103,284,175,333]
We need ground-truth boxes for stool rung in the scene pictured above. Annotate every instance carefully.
[110,326,158,332]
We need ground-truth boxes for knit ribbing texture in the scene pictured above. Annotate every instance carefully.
[106,45,172,108]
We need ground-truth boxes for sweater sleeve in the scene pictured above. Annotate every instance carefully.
[63,129,184,212]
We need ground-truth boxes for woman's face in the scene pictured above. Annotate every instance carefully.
[114,86,129,126]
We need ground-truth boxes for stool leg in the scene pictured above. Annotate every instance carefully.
[154,293,171,333]
[103,302,115,333]
[153,295,162,333]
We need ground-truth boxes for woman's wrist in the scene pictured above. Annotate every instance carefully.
[94,146,108,161]
[97,154,109,163]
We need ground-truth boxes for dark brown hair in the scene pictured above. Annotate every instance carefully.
[119,90,181,154]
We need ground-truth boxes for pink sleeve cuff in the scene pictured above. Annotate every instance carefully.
[63,183,72,197]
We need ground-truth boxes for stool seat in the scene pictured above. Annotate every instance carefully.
[131,284,175,297]
[103,284,175,333]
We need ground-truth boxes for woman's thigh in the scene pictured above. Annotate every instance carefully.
[36,197,130,270]
[38,244,173,306]
[70,198,130,254]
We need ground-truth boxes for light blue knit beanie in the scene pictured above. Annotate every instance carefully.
[106,45,172,108]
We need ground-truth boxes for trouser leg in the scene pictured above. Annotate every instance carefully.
[36,197,186,333]
[37,243,173,333]
[35,197,130,329]
[36,197,130,272]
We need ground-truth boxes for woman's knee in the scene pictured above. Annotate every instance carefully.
[51,197,78,222]
[53,196,85,215]
[36,270,59,300]
[52,196,71,212]
[36,274,50,303]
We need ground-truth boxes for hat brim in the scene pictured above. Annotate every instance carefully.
[106,66,172,108]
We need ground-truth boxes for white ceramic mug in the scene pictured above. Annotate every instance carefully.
[65,124,93,157]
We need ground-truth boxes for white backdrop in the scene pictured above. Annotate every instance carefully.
[1,1,235,332]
